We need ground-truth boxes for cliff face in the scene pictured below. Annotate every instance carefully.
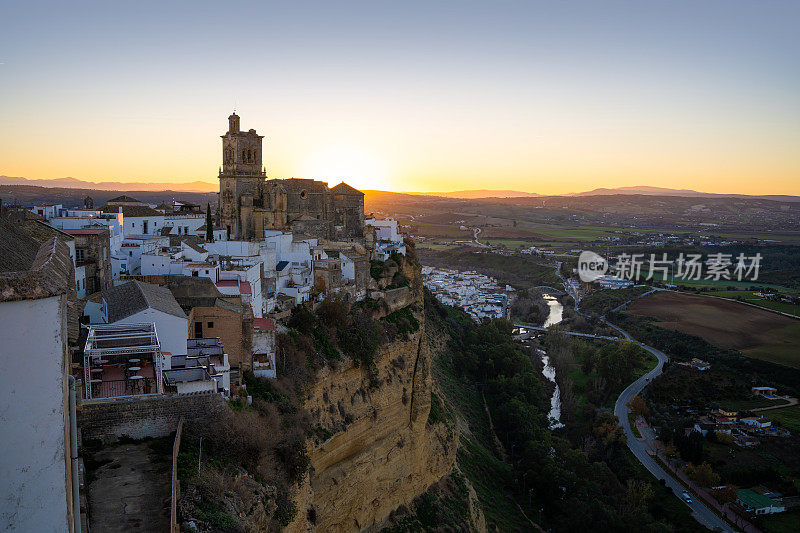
[288,250,456,532]
[288,324,455,531]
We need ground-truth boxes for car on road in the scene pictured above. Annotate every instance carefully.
[681,491,693,504]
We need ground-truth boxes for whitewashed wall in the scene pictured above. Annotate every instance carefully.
[0,297,69,531]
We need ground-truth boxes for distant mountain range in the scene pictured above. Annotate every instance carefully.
[410,189,541,199]
[567,185,800,202]
[0,175,217,193]
[411,185,800,202]
[2,176,799,203]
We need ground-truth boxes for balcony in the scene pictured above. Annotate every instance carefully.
[82,323,164,400]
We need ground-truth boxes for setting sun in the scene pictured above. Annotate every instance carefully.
[297,144,393,192]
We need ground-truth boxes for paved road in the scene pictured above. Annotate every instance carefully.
[532,267,736,531]
[610,322,736,532]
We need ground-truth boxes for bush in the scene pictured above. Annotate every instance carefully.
[338,309,386,368]
[428,391,443,425]
[382,307,420,338]
[274,487,298,527]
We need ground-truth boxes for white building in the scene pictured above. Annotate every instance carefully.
[47,211,124,258]
[29,203,64,219]
[96,280,188,357]
[366,217,402,243]
[739,417,772,429]
[115,234,169,276]
[0,227,79,532]
[595,274,634,290]
[164,212,205,237]
[252,318,277,378]
[165,337,230,395]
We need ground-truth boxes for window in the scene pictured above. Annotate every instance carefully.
[194,322,203,337]
[192,271,199,277]
[207,321,214,329]
[129,251,133,257]
[143,220,149,234]
[205,270,209,274]
[76,249,85,262]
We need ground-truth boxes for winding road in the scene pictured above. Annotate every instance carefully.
[608,319,736,532]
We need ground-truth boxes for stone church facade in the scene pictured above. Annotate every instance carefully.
[218,113,365,241]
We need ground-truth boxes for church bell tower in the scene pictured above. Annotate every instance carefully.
[218,113,266,240]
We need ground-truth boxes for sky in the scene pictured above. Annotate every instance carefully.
[1,1,798,195]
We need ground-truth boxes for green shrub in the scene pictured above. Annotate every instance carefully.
[428,391,443,425]
[382,307,420,338]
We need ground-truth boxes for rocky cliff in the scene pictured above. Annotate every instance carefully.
[288,246,457,532]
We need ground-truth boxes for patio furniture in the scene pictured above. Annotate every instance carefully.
[128,358,141,364]
[90,379,103,396]
[90,368,104,375]
[129,375,144,393]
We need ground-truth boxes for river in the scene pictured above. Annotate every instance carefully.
[540,295,564,429]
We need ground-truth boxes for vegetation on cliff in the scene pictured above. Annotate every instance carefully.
[177,293,422,531]
[178,245,429,532]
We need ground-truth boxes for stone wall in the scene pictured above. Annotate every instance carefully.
[78,392,225,442]
[369,286,412,314]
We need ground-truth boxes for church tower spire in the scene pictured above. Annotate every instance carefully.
[228,112,240,133]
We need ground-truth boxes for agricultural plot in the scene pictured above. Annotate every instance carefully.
[627,291,800,369]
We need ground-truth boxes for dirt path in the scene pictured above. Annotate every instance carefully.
[87,440,171,532]
[752,396,799,412]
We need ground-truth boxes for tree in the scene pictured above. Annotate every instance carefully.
[710,486,737,506]
[684,462,720,488]
[626,395,650,420]
[206,203,214,242]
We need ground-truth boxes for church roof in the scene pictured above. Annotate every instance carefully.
[331,182,363,195]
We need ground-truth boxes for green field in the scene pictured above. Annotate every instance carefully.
[759,509,800,533]
[761,405,800,431]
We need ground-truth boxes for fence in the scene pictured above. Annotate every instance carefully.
[170,418,184,533]
[90,378,156,399]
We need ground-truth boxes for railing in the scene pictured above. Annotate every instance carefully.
[90,378,155,399]
[170,418,184,533]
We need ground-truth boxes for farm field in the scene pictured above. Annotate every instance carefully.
[627,291,800,369]
[710,290,800,316]
[761,405,800,431]
[670,277,800,294]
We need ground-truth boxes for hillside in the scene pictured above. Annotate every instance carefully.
[0,184,217,208]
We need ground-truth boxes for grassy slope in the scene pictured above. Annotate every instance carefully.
[428,309,533,531]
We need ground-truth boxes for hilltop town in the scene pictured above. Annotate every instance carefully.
[0,115,421,532]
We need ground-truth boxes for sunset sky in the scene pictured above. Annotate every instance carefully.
[1,1,798,195]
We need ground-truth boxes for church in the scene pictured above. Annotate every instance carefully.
[218,113,365,241]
